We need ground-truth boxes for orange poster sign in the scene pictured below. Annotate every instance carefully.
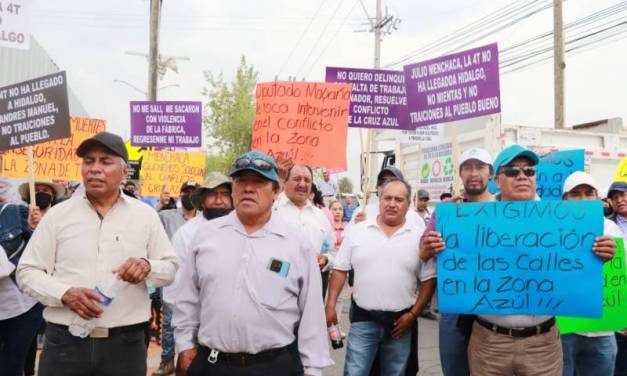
[251,82,351,169]
[0,117,106,180]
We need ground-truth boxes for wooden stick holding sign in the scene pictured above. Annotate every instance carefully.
[450,123,461,196]
[27,146,36,207]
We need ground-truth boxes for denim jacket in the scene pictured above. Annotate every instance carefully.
[0,203,31,268]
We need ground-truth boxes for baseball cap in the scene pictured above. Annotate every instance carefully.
[229,151,280,184]
[377,166,404,187]
[460,148,492,167]
[608,181,627,197]
[417,189,430,199]
[180,180,199,193]
[562,171,599,196]
[76,132,129,163]
[492,145,539,177]
[191,172,232,210]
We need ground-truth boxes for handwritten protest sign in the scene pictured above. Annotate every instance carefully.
[325,67,412,130]
[140,150,205,196]
[536,149,585,200]
[436,200,604,317]
[130,101,202,148]
[0,71,70,151]
[557,238,627,333]
[403,43,500,127]
[251,82,351,169]
[419,142,454,198]
[0,0,31,50]
[614,157,627,183]
[1,117,105,180]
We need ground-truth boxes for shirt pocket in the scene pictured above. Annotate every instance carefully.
[249,258,289,309]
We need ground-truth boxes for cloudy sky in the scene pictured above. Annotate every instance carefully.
[28,0,627,185]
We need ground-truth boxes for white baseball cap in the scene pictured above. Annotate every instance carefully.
[562,171,599,195]
[459,148,492,167]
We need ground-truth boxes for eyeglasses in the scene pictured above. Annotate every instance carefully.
[499,166,536,178]
[232,158,275,172]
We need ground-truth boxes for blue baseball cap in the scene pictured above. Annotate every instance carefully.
[229,151,280,184]
[608,181,627,197]
[492,145,540,177]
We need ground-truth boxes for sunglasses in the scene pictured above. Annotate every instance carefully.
[499,165,536,178]
[233,157,275,172]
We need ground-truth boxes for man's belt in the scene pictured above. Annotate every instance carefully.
[475,317,555,338]
[49,321,148,339]
[198,342,294,366]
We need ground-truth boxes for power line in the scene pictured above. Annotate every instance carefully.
[277,0,329,77]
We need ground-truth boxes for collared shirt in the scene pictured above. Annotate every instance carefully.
[318,180,338,197]
[273,192,335,271]
[173,211,333,376]
[617,214,627,236]
[334,217,435,312]
[17,193,178,328]
[342,202,358,223]
[159,208,197,240]
[163,216,206,305]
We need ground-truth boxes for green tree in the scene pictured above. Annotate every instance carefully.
[338,177,354,194]
[202,56,258,173]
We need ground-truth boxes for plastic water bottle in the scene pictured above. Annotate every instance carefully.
[327,324,344,349]
[68,276,125,338]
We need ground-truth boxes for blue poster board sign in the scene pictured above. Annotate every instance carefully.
[436,200,603,317]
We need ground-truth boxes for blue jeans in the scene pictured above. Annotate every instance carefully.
[161,303,174,358]
[616,333,627,376]
[0,303,44,376]
[344,321,411,376]
[439,314,470,376]
[561,334,617,376]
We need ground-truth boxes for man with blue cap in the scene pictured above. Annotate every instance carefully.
[173,151,332,376]
[466,145,615,376]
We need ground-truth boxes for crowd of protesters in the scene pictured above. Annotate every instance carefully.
[0,131,625,376]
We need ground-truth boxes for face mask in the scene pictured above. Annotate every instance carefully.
[180,195,195,210]
[35,192,53,209]
[202,207,231,220]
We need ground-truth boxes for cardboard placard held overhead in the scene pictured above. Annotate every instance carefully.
[140,150,206,196]
[325,67,412,130]
[436,200,604,318]
[403,43,500,127]
[0,71,70,151]
[0,0,31,50]
[1,117,105,180]
[130,101,202,148]
[251,82,351,169]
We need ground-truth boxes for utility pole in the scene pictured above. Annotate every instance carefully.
[553,0,565,129]
[147,0,161,101]
[374,0,382,69]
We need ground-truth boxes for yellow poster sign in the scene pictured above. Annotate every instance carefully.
[614,157,627,183]
[140,150,206,196]
[0,117,106,180]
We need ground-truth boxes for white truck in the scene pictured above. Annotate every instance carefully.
[371,115,627,198]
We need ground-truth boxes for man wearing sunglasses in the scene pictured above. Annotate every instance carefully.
[466,145,615,376]
[173,151,332,376]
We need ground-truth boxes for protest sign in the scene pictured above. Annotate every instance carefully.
[614,157,627,183]
[403,43,500,128]
[140,150,205,196]
[1,116,105,180]
[130,101,202,148]
[436,200,604,317]
[536,149,585,200]
[252,81,351,169]
[0,0,31,50]
[398,126,443,144]
[325,67,412,130]
[557,238,627,333]
[419,142,454,198]
[0,71,70,151]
